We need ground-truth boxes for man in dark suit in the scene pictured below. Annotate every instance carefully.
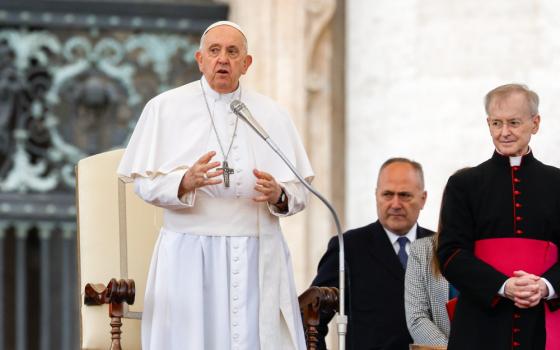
[312,158,434,350]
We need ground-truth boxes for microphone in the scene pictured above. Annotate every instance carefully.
[230,99,348,350]
[230,100,270,139]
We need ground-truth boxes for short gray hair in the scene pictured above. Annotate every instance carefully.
[484,83,539,116]
[378,157,425,189]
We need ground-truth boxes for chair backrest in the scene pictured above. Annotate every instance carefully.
[76,149,162,349]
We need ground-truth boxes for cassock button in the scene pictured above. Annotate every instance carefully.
[513,341,521,347]
[514,190,521,196]
[516,216,522,221]
[514,178,521,183]
[513,166,520,171]
[515,203,522,208]
[516,229,523,235]
[513,328,521,333]
[514,313,521,319]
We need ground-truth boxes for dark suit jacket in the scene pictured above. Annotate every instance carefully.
[312,220,434,350]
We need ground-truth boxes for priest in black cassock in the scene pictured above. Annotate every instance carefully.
[437,83,560,350]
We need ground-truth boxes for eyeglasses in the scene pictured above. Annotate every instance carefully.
[488,116,535,130]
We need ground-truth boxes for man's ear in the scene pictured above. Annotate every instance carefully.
[532,114,541,134]
[420,191,427,209]
[195,51,203,72]
[241,54,253,74]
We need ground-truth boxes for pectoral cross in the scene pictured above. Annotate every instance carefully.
[218,161,235,187]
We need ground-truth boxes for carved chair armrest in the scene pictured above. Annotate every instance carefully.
[84,279,135,350]
[298,286,339,350]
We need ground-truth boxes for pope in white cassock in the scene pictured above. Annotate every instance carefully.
[117,21,313,350]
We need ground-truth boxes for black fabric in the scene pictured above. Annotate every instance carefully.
[437,151,560,350]
[311,220,434,350]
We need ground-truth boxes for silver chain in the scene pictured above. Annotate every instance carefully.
[200,79,242,163]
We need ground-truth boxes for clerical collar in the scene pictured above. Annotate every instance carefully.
[491,148,534,167]
[200,76,241,101]
[383,223,418,246]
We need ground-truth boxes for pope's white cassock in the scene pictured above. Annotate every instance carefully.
[117,76,313,350]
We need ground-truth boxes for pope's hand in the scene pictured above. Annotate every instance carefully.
[178,151,223,197]
[253,169,284,206]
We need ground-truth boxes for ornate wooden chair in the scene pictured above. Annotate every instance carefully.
[76,149,162,349]
[298,286,339,350]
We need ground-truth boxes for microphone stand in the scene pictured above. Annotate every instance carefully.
[238,114,347,350]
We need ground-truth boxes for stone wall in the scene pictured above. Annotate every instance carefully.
[347,0,560,231]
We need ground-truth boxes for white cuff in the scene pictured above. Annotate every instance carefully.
[498,281,506,297]
[542,278,557,300]
[134,169,195,209]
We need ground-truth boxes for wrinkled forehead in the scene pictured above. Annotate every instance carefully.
[377,163,423,191]
[488,92,532,117]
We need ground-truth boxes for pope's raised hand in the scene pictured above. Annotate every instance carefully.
[179,151,223,197]
[253,169,284,206]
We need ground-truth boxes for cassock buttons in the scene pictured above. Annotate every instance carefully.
[514,190,521,196]
[514,178,521,183]
[516,216,523,221]
[515,203,522,208]
[516,229,523,235]
[513,341,521,347]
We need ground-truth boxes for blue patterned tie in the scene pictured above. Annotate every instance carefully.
[397,237,409,269]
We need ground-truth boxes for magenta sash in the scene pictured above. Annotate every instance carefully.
[474,238,559,350]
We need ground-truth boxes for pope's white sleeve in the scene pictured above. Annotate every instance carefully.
[268,180,309,217]
[133,169,196,209]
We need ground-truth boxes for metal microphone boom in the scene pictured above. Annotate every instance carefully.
[230,100,347,350]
